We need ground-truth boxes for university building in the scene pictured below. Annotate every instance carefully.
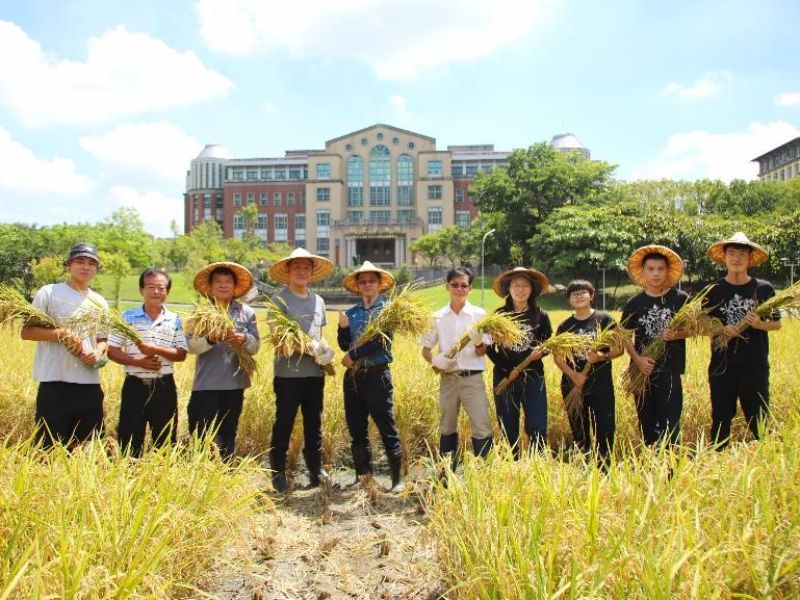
[752,136,800,181]
[183,124,588,268]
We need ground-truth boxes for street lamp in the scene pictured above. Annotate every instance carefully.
[596,264,607,311]
[480,228,496,307]
[780,254,800,286]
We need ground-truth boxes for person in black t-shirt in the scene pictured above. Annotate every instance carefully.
[554,280,622,463]
[621,245,689,447]
[487,267,553,457]
[704,232,781,448]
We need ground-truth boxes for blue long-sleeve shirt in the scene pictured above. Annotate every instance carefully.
[337,295,393,367]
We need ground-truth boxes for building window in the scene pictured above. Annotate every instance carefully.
[273,192,282,206]
[369,145,391,206]
[392,137,399,145]
[274,214,288,241]
[397,210,415,223]
[427,207,442,231]
[347,210,363,223]
[301,192,306,206]
[455,210,471,229]
[455,188,464,203]
[275,169,285,180]
[247,192,255,205]
[452,163,464,177]
[397,154,413,206]
[261,169,272,180]
[233,193,242,207]
[260,192,268,207]
[232,169,244,181]
[316,210,330,227]
[465,164,478,175]
[295,214,306,231]
[428,185,442,200]
[316,237,330,253]
[370,210,391,224]
[316,163,330,179]
[257,214,268,231]
[427,160,443,177]
[289,168,302,180]
[348,187,363,206]
[287,192,296,206]
[233,214,245,230]
[347,155,364,206]
[316,187,330,202]
[246,169,258,181]
[345,143,352,151]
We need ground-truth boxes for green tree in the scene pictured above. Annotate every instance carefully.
[99,251,133,308]
[29,256,65,289]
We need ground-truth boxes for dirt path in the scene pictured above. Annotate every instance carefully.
[213,468,445,600]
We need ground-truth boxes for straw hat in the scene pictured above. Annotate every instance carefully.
[626,245,684,288]
[342,261,395,294]
[707,232,768,267]
[493,267,550,298]
[193,261,253,298]
[267,247,335,285]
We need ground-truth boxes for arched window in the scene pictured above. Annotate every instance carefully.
[369,145,391,206]
[397,154,414,206]
[347,155,364,206]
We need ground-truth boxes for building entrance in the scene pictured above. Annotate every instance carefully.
[354,238,395,267]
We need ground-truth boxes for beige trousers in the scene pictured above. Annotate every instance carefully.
[439,372,492,439]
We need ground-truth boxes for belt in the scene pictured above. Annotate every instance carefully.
[352,363,390,375]
[127,374,172,386]
[449,369,483,378]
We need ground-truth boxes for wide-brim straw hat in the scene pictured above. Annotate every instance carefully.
[707,231,768,267]
[493,267,550,298]
[342,260,395,294]
[626,245,684,288]
[193,261,253,298]
[267,247,335,285]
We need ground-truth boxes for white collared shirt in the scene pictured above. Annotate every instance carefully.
[419,300,487,371]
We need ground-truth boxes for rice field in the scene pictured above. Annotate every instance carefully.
[1,310,799,598]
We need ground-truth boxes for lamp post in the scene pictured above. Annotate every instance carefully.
[480,228,496,307]
[596,264,607,311]
[781,254,800,286]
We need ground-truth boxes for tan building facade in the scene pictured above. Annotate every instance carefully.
[752,136,800,182]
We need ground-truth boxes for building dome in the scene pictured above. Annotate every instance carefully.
[196,144,233,160]
[550,133,590,158]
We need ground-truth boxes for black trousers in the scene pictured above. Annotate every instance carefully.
[561,382,615,462]
[187,388,245,460]
[344,367,401,462]
[709,367,770,448]
[634,370,683,447]
[35,381,104,449]
[269,376,324,472]
[118,375,178,457]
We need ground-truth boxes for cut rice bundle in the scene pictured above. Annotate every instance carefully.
[263,296,334,376]
[445,312,526,360]
[185,298,257,378]
[0,284,82,354]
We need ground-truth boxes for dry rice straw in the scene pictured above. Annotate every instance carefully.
[445,312,526,361]
[68,296,143,346]
[0,284,83,355]
[263,296,334,376]
[185,298,257,378]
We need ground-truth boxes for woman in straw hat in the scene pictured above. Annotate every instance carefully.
[704,232,780,449]
[554,280,621,463]
[267,248,336,493]
[187,261,260,461]
[486,267,553,458]
[337,261,404,492]
[621,245,690,447]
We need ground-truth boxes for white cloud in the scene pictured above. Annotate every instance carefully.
[105,186,183,237]
[774,91,800,107]
[262,101,279,115]
[663,70,733,99]
[389,94,413,123]
[0,127,94,198]
[0,20,234,127]
[630,121,800,182]
[80,122,203,186]
[196,0,557,79]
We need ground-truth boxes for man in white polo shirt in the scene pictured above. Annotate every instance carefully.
[420,266,493,472]
[107,268,188,456]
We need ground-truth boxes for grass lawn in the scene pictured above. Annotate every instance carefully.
[93,272,197,304]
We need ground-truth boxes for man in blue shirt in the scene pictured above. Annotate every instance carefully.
[337,261,404,492]
[108,268,187,456]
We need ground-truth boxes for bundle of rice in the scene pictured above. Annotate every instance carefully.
[68,296,143,346]
[563,323,632,415]
[713,280,800,350]
[353,284,433,348]
[263,296,334,376]
[623,285,720,397]
[0,284,82,354]
[185,298,257,378]
[445,312,525,360]
[493,330,596,396]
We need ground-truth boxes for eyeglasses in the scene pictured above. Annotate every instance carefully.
[570,290,591,297]
[448,283,471,290]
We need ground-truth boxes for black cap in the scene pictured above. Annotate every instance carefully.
[65,242,102,269]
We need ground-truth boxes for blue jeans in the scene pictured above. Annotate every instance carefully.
[493,370,547,457]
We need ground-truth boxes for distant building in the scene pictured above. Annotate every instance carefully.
[550,133,590,159]
[752,136,800,181]
[183,124,590,268]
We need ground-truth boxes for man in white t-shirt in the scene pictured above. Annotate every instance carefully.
[21,242,108,448]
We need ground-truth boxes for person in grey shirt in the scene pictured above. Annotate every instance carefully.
[267,248,335,492]
[187,261,259,461]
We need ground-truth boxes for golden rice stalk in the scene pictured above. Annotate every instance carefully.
[563,323,632,415]
[68,296,143,345]
[353,284,433,348]
[445,312,525,360]
[185,298,257,378]
[492,330,597,396]
[263,296,334,376]
[713,280,800,350]
[624,285,720,397]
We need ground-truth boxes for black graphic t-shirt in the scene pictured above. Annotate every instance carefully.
[486,306,552,377]
[621,288,689,374]
[704,277,778,370]
[555,310,616,391]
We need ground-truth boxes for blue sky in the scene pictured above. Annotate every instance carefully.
[1,0,798,236]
